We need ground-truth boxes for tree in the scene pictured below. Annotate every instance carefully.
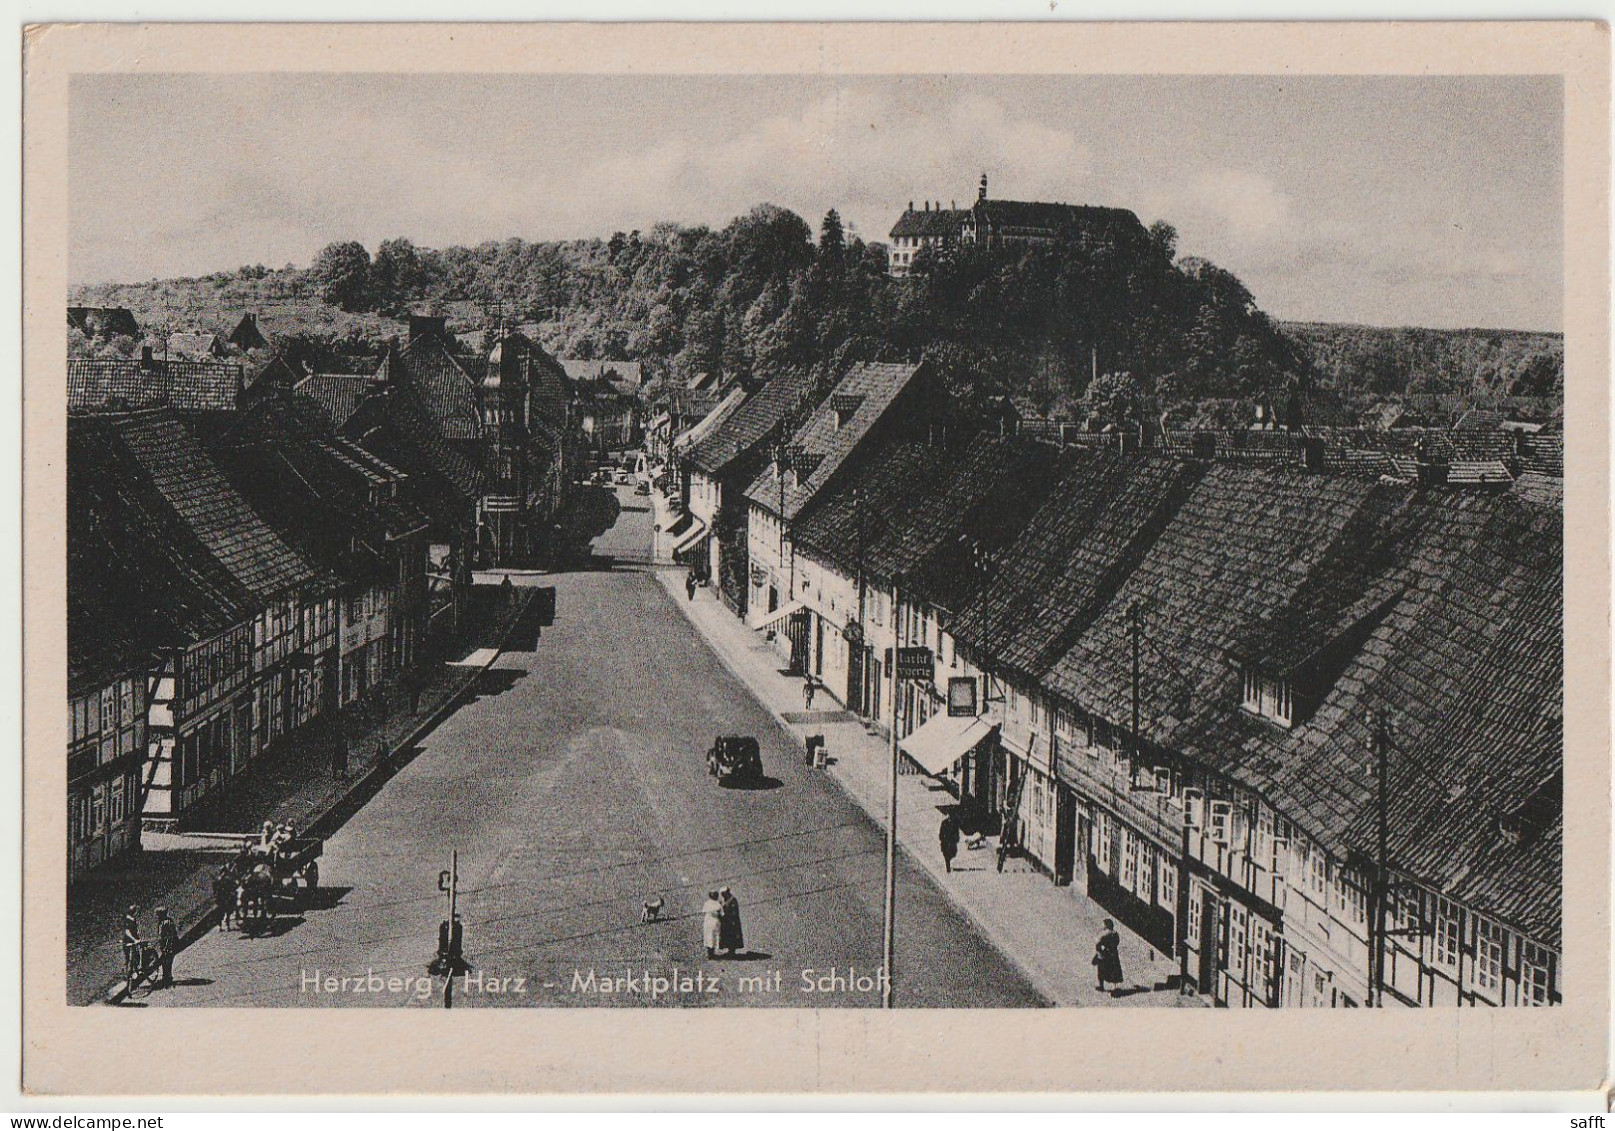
[1147,220,1179,262]
[373,237,428,307]
[819,209,845,264]
[308,240,375,312]
[1085,371,1145,432]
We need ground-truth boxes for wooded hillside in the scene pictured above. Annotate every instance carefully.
[71,203,1562,423]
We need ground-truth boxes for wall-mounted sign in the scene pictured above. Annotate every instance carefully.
[947,677,978,717]
[895,646,934,682]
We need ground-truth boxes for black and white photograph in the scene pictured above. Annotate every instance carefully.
[21,17,1610,1099]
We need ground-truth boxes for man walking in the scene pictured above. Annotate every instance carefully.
[802,676,817,710]
[155,906,179,988]
[685,570,698,601]
[938,815,960,874]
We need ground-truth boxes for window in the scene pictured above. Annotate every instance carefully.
[1475,919,1504,997]
[1187,886,1202,941]
[1432,899,1461,970]
[1120,830,1138,891]
[1184,788,1205,831]
[1208,800,1232,844]
[1309,844,1328,898]
[1338,880,1367,928]
[1095,811,1112,871]
[1228,903,1249,980]
[1520,943,1552,1006]
[1251,919,1275,998]
[1159,859,1177,912]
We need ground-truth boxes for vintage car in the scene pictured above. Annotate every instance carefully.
[705,735,763,785]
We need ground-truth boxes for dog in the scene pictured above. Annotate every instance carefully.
[640,897,665,923]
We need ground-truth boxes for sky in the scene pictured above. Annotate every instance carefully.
[69,73,1562,331]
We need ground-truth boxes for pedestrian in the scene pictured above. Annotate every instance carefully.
[213,867,237,932]
[502,574,514,604]
[685,570,698,601]
[717,886,745,957]
[120,906,142,984]
[701,890,723,959]
[1093,917,1125,994]
[332,732,349,780]
[155,906,179,988]
[939,815,960,874]
[802,676,816,710]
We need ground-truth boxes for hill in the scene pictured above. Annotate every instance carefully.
[70,205,1562,427]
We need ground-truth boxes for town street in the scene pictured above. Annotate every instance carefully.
[137,485,1044,1008]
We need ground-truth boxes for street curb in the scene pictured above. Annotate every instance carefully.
[102,591,533,1006]
[651,571,1062,1007]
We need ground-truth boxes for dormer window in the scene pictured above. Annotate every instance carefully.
[1240,666,1294,728]
[831,394,864,429]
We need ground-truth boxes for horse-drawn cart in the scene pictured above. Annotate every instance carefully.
[232,837,323,932]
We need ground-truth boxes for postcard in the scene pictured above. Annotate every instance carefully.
[21,20,1609,1095]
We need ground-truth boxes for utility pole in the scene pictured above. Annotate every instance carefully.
[881,574,902,1010]
[1129,601,1143,758]
[1368,710,1394,1009]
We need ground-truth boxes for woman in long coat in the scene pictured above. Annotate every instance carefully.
[717,887,745,955]
[1093,918,1125,992]
[701,891,724,958]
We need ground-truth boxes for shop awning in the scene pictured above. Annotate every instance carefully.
[754,599,807,630]
[672,516,709,556]
[898,713,999,776]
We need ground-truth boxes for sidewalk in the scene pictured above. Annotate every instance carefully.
[69,587,534,1006]
[657,568,1202,1008]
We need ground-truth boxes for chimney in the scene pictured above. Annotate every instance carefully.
[979,172,988,202]
[908,200,914,212]
[140,345,154,367]
[246,312,257,328]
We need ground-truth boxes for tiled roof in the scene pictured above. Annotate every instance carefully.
[683,369,821,478]
[227,313,270,351]
[890,208,968,239]
[743,361,925,521]
[203,400,430,588]
[168,332,224,358]
[95,407,328,600]
[68,416,259,690]
[675,387,747,453]
[978,199,1141,236]
[394,335,483,442]
[340,387,481,529]
[293,372,376,431]
[793,435,1064,620]
[68,306,140,339]
[948,452,1203,684]
[68,357,244,413]
[559,359,643,389]
[1027,466,1560,946]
